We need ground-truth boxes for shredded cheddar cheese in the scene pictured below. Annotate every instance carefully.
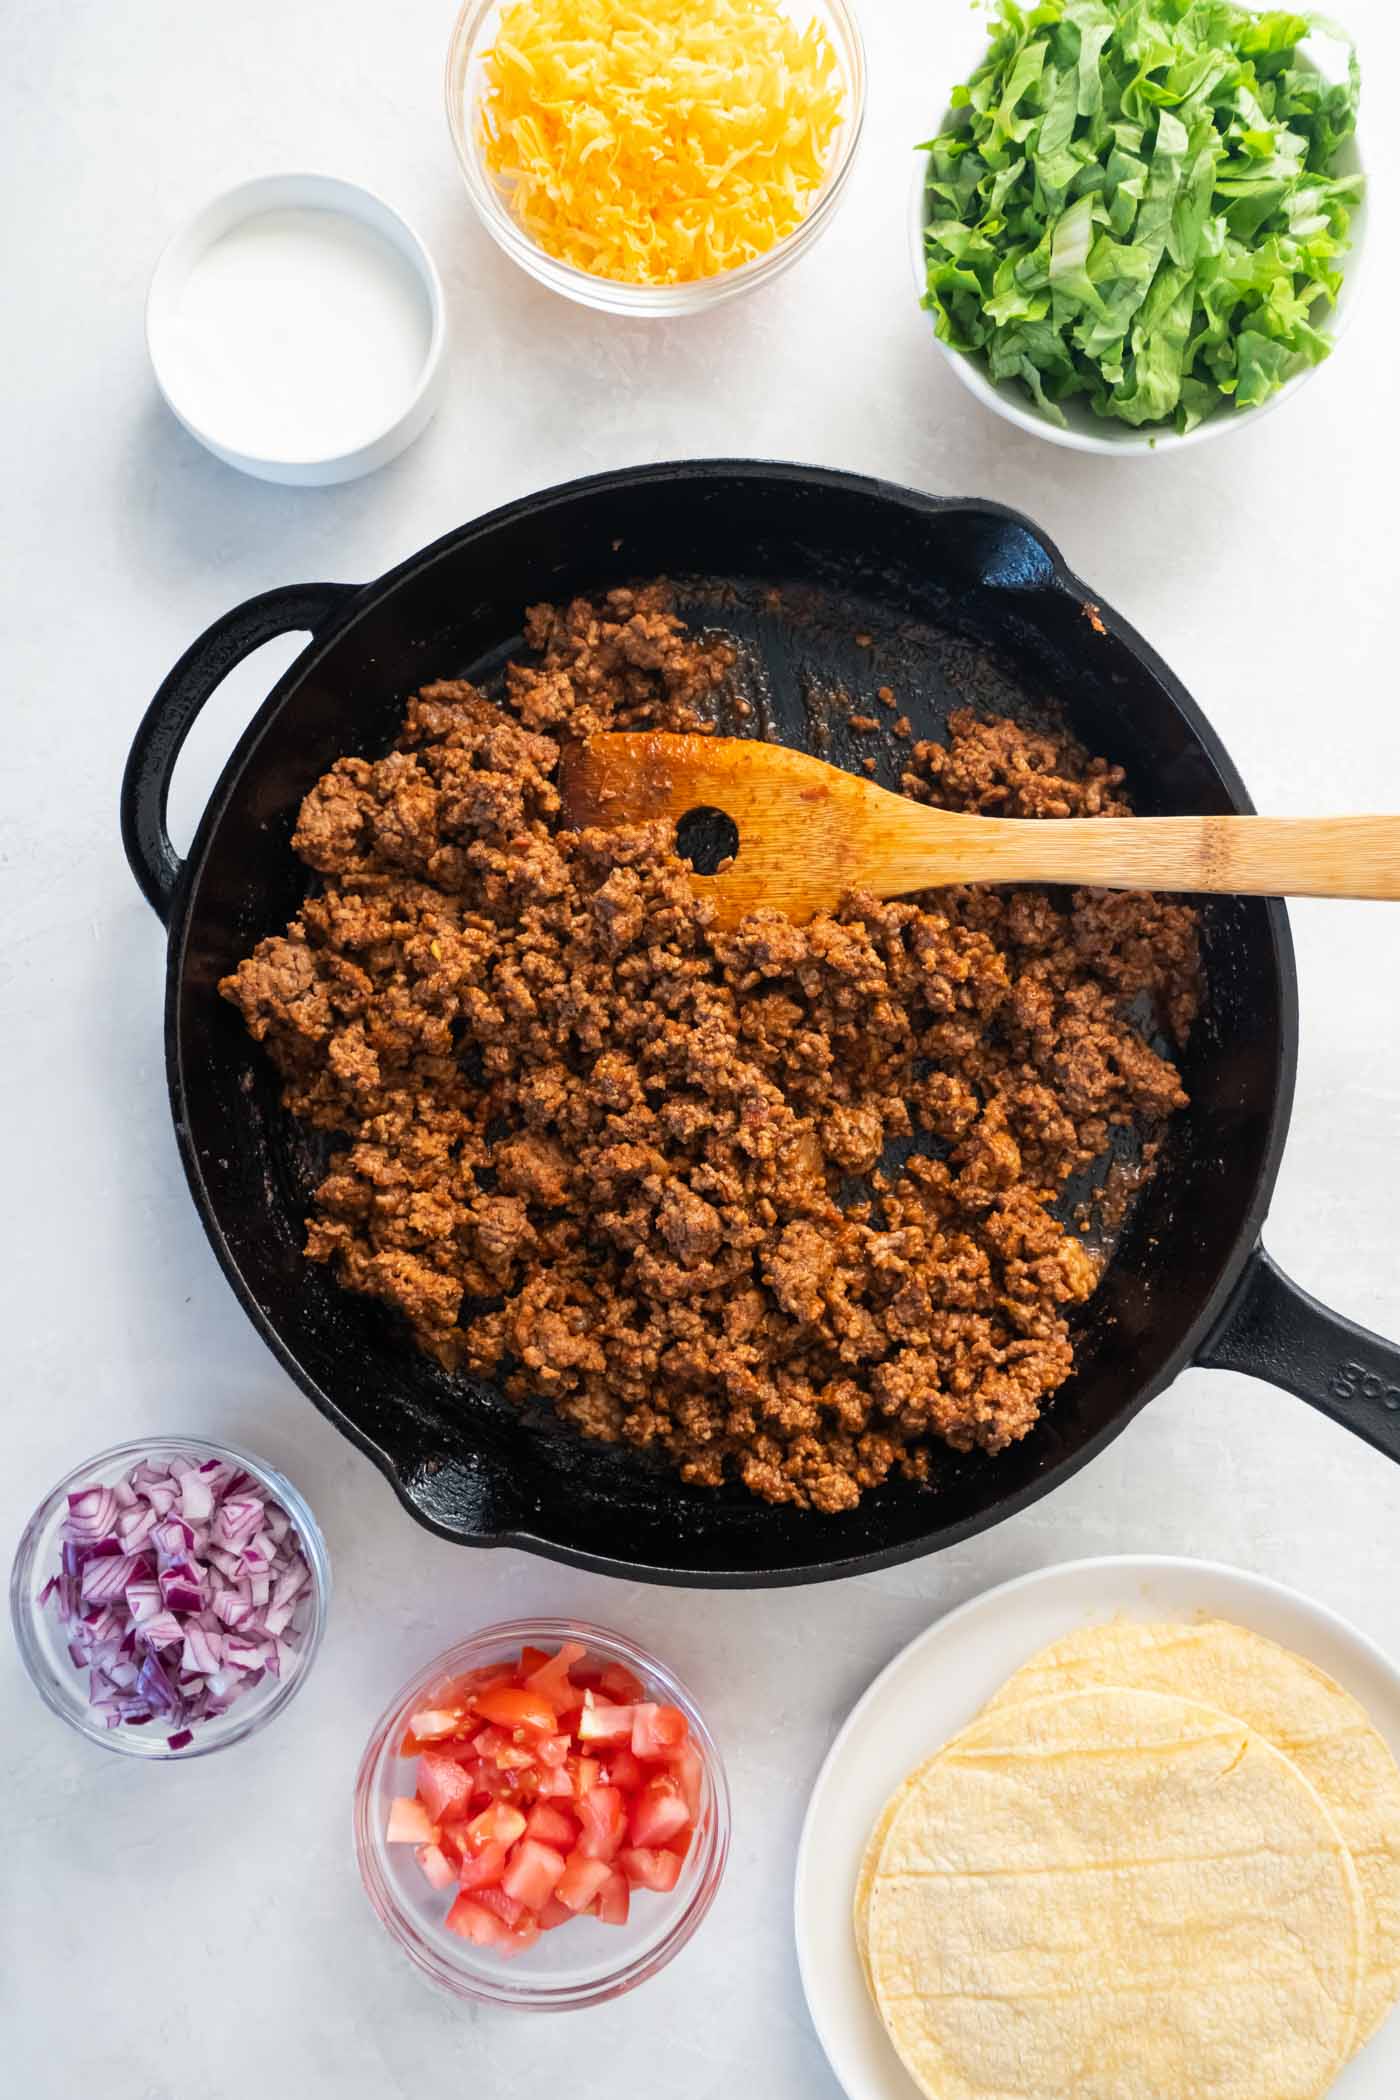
[478,0,846,286]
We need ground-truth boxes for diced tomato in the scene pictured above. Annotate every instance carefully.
[415,1842,456,1891]
[605,1749,644,1793]
[631,1703,688,1761]
[444,1664,516,1700]
[403,1706,467,1748]
[618,1846,683,1893]
[416,1752,474,1825]
[457,1839,508,1892]
[467,1801,527,1851]
[445,1893,508,1946]
[475,1884,524,1929]
[386,1795,436,1845]
[502,1838,568,1912]
[525,1801,580,1849]
[471,1763,526,1802]
[471,1723,536,1773]
[670,1739,705,1820]
[578,1699,634,1745]
[595,1868,630,1927]
[556,1853,613,1913]
[566,1755,601,1798]
[600,1663,646,1704]
[473,1684,559,1736]
[577,1784,626,1862]
[523,1640,587,1710]
[628,1775,690,1850]
[437,1820,472,1865]
[405,1637,704,1957]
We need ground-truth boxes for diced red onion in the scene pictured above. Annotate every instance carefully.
[81,1552,143,1604]
[222,1635,269,1672]
[39,1449,315,1749]
[213,1496,264,1550]
[271,1561,309,1610]
[66,1486,118,1540]
[159,1562,205,1614]
[139,1611,185,1649]
[152,1516,195,1560]
[117,1505,158,1554]
[181,1625,222,1675]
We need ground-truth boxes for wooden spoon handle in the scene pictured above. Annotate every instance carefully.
[947,814,1400,900]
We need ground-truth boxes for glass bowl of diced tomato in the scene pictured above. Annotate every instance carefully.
[353,1618,730,2007]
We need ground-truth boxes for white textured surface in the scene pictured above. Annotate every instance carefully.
[3,0,1399,2093]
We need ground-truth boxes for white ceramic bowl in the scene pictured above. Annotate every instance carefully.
[146,173,447,484]
[909,31,1368,456]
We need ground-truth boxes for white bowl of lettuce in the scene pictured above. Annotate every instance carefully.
[909,1,1366,454]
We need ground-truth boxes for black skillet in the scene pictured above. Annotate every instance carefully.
[121,461,1400,1586]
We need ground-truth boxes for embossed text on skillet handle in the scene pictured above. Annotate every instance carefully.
[1198,1246,1400,1469]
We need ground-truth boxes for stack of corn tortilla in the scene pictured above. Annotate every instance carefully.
[856,1620,1400,2100]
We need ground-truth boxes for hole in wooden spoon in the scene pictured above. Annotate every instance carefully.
[675,805,739,876]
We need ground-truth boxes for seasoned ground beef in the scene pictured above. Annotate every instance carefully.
[221,587,1200,1514]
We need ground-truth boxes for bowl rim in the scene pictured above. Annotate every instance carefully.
[352,1616,731,2007]
[10,1432,331,1759]
[443,0,868,315]
[906,32,1369,456]
[145,171,448,474]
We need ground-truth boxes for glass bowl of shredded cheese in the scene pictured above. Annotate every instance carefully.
[445,0,866,314]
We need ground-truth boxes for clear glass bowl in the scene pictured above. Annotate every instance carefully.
[354,1618,731,2007]
[10,1435,330,1759]
[445,0,867,316]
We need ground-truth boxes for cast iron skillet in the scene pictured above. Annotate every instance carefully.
[121,461,1400,1586]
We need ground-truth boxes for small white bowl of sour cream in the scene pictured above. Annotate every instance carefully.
[146,172,447,485]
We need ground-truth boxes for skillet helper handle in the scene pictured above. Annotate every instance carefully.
[1200,1247,1400,1465]
[121,582,357,923]
[956,813,1400,898]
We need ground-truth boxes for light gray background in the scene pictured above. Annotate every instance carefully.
[3,1,1398,2093]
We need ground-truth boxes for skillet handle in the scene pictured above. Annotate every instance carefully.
[1198,1246,1400,1465]
[121,582,357,923]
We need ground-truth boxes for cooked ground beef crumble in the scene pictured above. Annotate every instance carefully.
[221,587,1201,1514]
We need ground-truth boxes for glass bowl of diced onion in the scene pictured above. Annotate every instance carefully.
[10,1436,329,1759]
[353,1619,730,2006]
[445,0,867,316]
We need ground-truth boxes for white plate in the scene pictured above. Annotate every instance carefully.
[795,1556,1400,2100]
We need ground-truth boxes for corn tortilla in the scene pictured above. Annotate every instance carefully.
[984,1616,1400,2044]
[866,1686,1365,2100]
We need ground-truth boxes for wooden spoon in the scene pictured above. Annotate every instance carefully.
[559,731,1400,929]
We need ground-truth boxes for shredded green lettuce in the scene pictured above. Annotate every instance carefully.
[919,1,1362,432]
